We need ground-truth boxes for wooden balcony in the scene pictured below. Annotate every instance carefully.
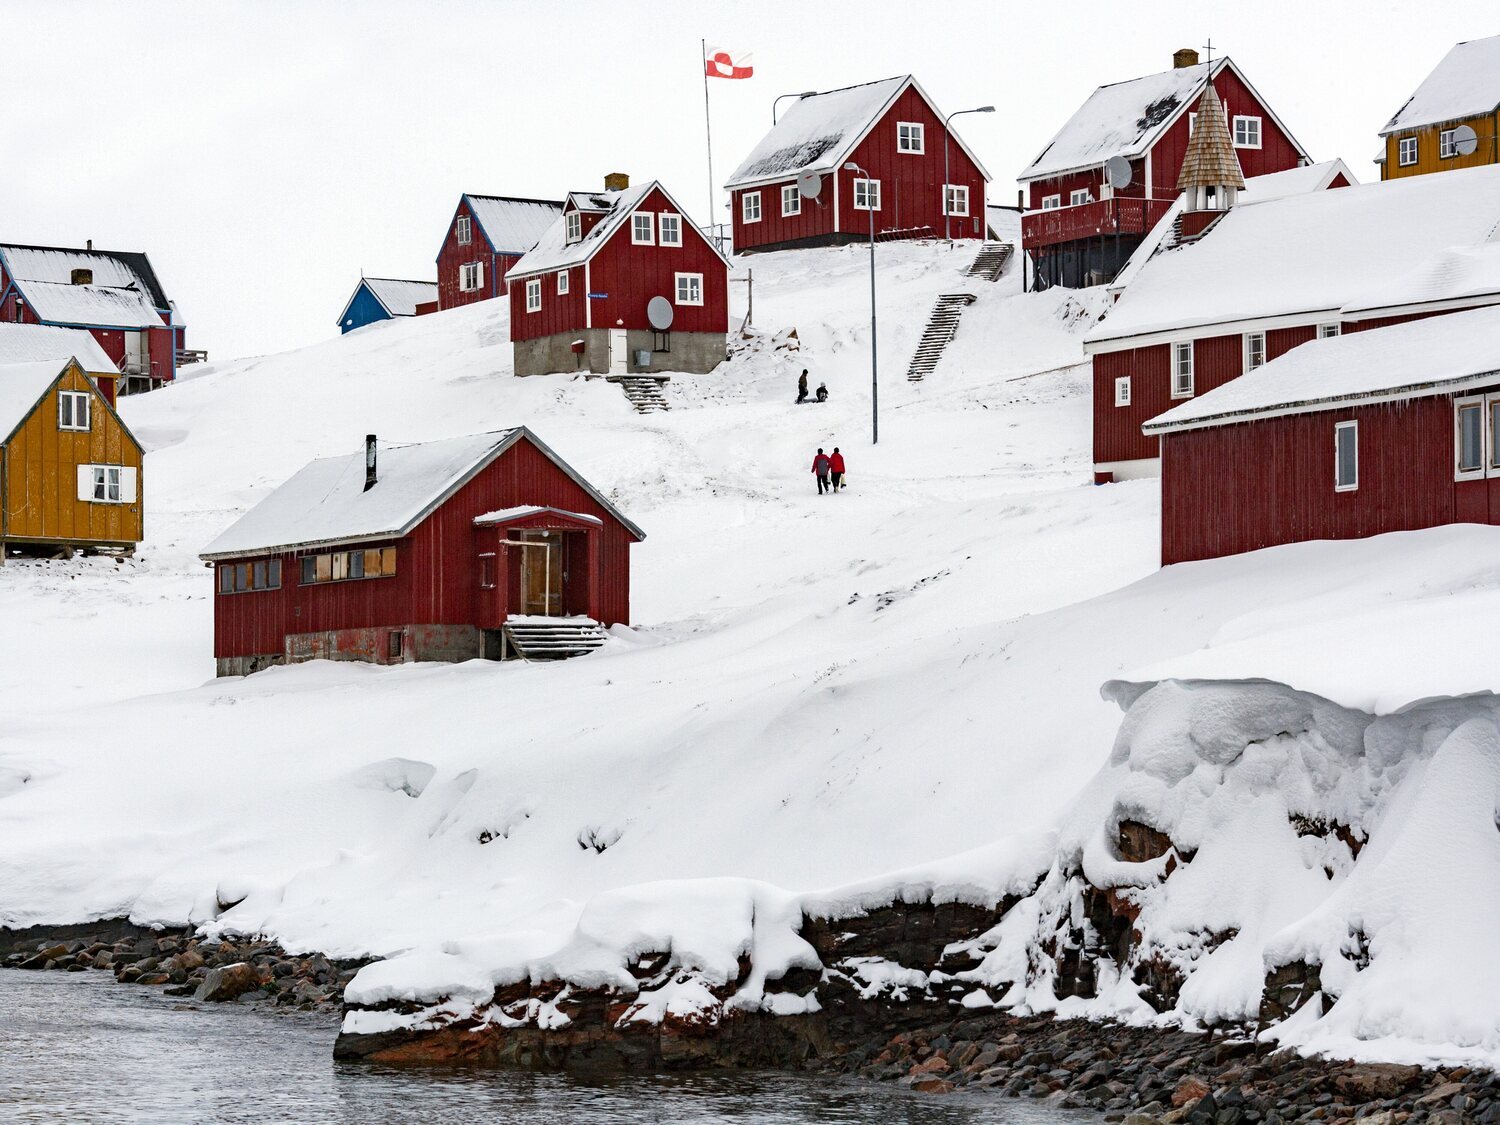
[1022,197,1175,249]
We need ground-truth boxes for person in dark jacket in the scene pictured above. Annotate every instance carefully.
[796,370,809,404]
[815,382,828,402]
[828,447,846,492]
[811,448,831,494]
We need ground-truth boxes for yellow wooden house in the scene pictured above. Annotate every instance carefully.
[0,357,143,559]
[1380,34,1500,180]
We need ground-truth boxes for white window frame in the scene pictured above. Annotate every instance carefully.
[1244,331,1267,372]
[943,184,970,217]
[1439,129,1457,159]
[1040,194,1061,210]
[658,212,683,246]
[674,272,704,307]
[853,178,882,212]
[459,261,484,292]
[565,211,582,244]
[631,212,655,245]
[1069,188,1091,207]
[1334,420,1358,492]
[1456,396,1486,480]
[456,215,472,245]
[1398,136,1418,167]
[1188,111,1197,135]
[93,465,121,502]
[781,184,801,217]
[1171,341,1194,398]
[525,277,541,313]
[1114,376,1131,407]
[1318,323,1341,340]
[58,390,91,432]
[1232,115,1262,149]
[557,270,569,295]
[897,121,925,154]
[742,191,762,224]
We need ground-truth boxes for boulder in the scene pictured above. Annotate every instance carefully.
[1333,1063,1423,1100]
[1173,1076,1211,1107]
[194,962,261,1002]
[910,1077,954,1094]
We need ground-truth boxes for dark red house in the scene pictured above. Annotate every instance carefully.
[1085,162,1500,483]
[725,75,991,254]
[199,428,646,675]
[506,176,731,376]
[1019,50,1309,289]
[436,194,562,311]
[1146,303,1500,565]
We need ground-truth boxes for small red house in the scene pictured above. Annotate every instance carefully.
[506,176,731,377]
[199,428,645,676]
[436,195,562,311]
[725,75,991,254]
[1019,50,1309,289]
[1147,303,1500,565]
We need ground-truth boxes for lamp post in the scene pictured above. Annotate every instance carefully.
[943,106,994,240]
[843,161,879,445]
[773,91,818,124]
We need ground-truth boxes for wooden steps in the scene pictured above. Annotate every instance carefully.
[906,293,978,382]
[964,242,1014,282]
[609,375,670,414]
[501,617,607,660]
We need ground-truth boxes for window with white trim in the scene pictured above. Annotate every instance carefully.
[1171,341,1194,398]
[1440,129,1458,159]
[1456,398,1485,478]
[1069,188,1091,206]
[853,178,881,211]
[58,391,90,431]
[456,215,472,245]
[557,270,569,295]
[659,212,682,246]
[459,261,484,292]
[1188,112,1197,135]
[1041,194,1061,210]
[1114,376,1131,407]
[525,277,541,313]
[897,121,925,153]
[943,185,969,217]
[76,464,135,504]
[1398,136,1418,166]
[742,191,761,223]
[1232,115,1262,148]
[781,184,800,217]
[631,212,655,245]
[565,211,582,243]
[1244,331,1267,371]
[675,272,704,306]
[1334,421,1358,492]
[1318,323,1340,340]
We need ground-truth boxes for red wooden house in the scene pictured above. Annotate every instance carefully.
[199,428,645,676]
[1084,163,1500,483]
[1018,50,1309,289]
[1146,303,1500,564]
[506,176,731,377]
[436,195,562,310]
[725,75,991,254]
[0,242,184,400]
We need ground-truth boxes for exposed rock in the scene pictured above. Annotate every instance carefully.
[194,962,262,1002]
[1333,1063,1422,1100]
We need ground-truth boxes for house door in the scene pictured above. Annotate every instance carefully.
[124,331,147,376]
[519,531,564,616]
[610,328,629,374]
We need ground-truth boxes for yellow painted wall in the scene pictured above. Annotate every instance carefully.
[2,363,144,547]
[1382,111,1500,179]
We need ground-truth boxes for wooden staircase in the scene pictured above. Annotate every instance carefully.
[501,617,608,660]
[906,293,978,382]
[964,242,1014,282]
[609,375,670,414]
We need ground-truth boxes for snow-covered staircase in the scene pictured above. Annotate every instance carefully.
[610,375,670,414]
[906,293,978,382]
[501,617,608,660]
[964,242,1013,282]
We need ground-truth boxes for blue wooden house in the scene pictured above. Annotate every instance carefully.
[338,277,439,334]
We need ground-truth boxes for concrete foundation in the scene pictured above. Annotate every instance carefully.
[216,624,485,677]
[514,329,726,377]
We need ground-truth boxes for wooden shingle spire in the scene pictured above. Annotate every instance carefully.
[1177,83,1245,193]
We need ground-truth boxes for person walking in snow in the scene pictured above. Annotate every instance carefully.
[796,369,809,404]
[816,382,828,403]
[812,448,831,495]
[828,447,846,492]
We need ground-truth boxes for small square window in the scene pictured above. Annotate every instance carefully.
[1440,129,1457,159]
[58,391,91,431]
[1069,188,1091,207]
[944,185,969,217]
[897,122,925,153]
[742,191,762,223]
[1232,115,1262,148]
[301,556,317,585]
[853,178,881,211]
[459,261,484,292]
[781,184,801,217]
[675,272,704,306]
[1041,194,1061,210]
[1335,421,1358,492]
[557,270,569,295]
[1114,376,1131,407]
[525,278,541,313]
[1318,323,1340,340]
[631,212,655,245]
[1398,137,1418,167]
[456,215,472,245]
[658,213,682,246]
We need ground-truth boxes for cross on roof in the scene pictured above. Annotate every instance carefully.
[1201,38,1215,63]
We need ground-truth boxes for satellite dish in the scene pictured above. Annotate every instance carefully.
[1105,155,1133,190]
[1452,124,1479,156]
[796,171,823,200]
[647,296,674,331]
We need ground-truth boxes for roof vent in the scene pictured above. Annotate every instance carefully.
[604,172,630,192]
[1174,48,1200,69]
[70,268,93,286]
[364,435,378,492]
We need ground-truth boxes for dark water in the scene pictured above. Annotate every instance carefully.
[0,971,1099,1123]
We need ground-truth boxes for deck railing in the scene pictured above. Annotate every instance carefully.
[1021,197,1175,248]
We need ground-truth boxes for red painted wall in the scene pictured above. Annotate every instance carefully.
[436,199,524,311]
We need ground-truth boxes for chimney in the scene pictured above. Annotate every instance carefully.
[70,268,93,286]
[364,435,378,491]
[1174,48,1200,69]
[86,239,93,251]
[604,172,630,192]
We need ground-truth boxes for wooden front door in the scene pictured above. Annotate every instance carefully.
[519,531,564,616]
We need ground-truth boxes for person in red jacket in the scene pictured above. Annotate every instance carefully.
[828,447,846,492]
[811,448,831,494]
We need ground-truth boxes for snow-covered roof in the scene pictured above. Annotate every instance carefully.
[1144,303,1500,433]
[566,192,615,213]
[724,75,990,190]
[1344,242,1500,319]
[0,323,117,373]
[1381,35,1500,135]
[473,505,602,527]
[343,278,437,323]
[17,280,165,329]
[0,360,69,442]
[1087,164,1500,350]
[985,205,1021,245]
[464,195,563,255]
[0,244,170,311]
[200,428,645,560]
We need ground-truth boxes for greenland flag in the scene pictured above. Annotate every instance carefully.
[705,48,753,79]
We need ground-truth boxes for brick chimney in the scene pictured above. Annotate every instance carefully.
[1174,48,1200,69]
[70,268,93,286]
[604,172,630,192]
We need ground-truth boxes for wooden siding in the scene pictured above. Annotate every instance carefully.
[1381,110,1500,180]
[508,265,586,342]
[2,363,143,547]
[436,199,524,310]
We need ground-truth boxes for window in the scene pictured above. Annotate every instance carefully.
[1232,115,1262,148]
[1244,331,1267,371]
[1490,399,1500,472]
[1456,400,1485,477]
[77,464,134,504]
[897,122,925,153]
[1318,323,1341,340]
[557,270,569,295]
[299,547,397,585]
[1398,136,1418,166]
[675,272,704,306]
[853,178,881,211]
[659,212,683,246]
[456,215,472,245]
[1114,376,1131,407]
[1188,112,1197,135]
[459,261,484,292]
[631,212,655,245]
[943,184,970,217]
[1334,421,1358,492]
[565,211,582,243]
[781,184,801,217]
[525,278,541,313]
[1041,194,1061,210]
[1069,188,1091,207]
[742,191,762,223]
[479,553,496,589]
[94,466,120,502]
[218,558,280,595]
[1171,341,1194,398]
[1440,129,1457,159]
[58,391,90,431]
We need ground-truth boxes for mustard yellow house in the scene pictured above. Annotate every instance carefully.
[1380,34,1500,180]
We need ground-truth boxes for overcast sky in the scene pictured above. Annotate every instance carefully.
[4,0,1493,359]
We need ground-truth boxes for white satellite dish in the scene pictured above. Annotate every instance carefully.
[1105,155,1133,190]
[1452,124,1479,157]
[647,296,674,331]
[796,171,823,200]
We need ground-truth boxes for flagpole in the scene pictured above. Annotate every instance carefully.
[701,38,717,247]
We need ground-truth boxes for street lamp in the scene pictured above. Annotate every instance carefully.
[843,161,879,445]
[773,91,818,124]
[943,106,994,240]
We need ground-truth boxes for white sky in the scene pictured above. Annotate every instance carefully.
[4,0,1494,359]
